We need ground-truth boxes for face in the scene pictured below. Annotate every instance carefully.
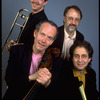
[72,47,91,72]
[33,23,57,54]
[64,8,81,33]
[30,0,48,13]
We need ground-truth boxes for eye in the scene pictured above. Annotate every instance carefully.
[75,18,80,22]
[82,54,88,59]
[67,17,73,21]
[47,36,54,41]
[40,32,45,36]
[74,54,79,59]
[66,16,80,22]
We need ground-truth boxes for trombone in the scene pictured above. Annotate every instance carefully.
[2,8,30,55]
[2,8,30,88]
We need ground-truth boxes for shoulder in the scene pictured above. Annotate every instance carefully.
[76,30,84,36]
[11,44,24,50]
[10,44,25,55]
[76,30,84,40]
[36,10,48,20]
[87,67,96,75]
[57,25,64,36]
[86,67,97,81]
[58,25,64,31]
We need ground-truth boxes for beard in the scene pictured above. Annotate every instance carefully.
[65,23,77,33]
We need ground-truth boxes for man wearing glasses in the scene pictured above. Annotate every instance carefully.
[50,5,84,61]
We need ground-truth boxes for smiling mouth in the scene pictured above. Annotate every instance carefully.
[38,42,45,48]
[78,64,83,66]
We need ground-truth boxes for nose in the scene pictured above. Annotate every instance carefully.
[78,57,83,62]
[42,37,47,43]
[72,19,76,24]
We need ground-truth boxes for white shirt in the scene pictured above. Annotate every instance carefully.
[61,29,76,60]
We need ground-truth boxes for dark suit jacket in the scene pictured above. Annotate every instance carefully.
[50,25,84,55]
[3,45,63,100]
[19,10,48,47]
[56,61,99,100]
[3,45,34,100]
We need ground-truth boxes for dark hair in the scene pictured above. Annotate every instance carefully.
[35,20,58,40]
[69,40,93,66]
[64,5,82,20]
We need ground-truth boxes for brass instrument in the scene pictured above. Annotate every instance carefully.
[2,8,30,55]
[2,8,30,88]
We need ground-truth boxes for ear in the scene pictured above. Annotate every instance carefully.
[44,0,48,6]
[88,58,91,63]
[63,16,66,23]
[33,29,37,38]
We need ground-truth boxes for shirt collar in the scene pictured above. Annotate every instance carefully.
[73,69,87,77]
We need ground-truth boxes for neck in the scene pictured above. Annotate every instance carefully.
[32,8,43,15]
[67,30,74,38]
[64,27,74,38]
[32,45,44,56]
[77,69,84,76]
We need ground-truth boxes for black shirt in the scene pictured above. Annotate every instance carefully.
[19,10,48,47]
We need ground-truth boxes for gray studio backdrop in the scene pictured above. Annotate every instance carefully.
[2,0,99,98]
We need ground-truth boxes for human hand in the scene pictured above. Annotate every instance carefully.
[29,68,52,87]
[7,40,23,51]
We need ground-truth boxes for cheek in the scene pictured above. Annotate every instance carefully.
[36,34,41,41]
[72,58,76,63]
[84,59,89,63]
[85,59,90,65]
[46,41,52,46]
[76,22,80,27]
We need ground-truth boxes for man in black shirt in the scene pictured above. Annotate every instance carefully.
[7,0,48,49]
[19,0,48,47]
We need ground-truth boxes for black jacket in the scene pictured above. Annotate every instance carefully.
[19,10,48,47]
[50,25,84,56]
[56,61,99,100]
[3,45,62,100]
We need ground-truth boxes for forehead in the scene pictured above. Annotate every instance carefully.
[31,0,45,2]
[40,23,55,31]
[67,8,81,17]
[74,47,88,55]
[39,23,56,36]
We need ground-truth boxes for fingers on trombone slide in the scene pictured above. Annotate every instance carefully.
[6,40,21,52]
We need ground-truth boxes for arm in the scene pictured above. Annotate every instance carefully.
[5,45,29,87]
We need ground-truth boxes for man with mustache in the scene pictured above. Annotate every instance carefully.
[50,5,84,61]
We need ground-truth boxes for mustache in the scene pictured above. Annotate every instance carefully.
[69,24,76,27]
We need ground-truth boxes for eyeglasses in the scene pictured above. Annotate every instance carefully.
[66,16,80,23]
[73,54,88,60]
